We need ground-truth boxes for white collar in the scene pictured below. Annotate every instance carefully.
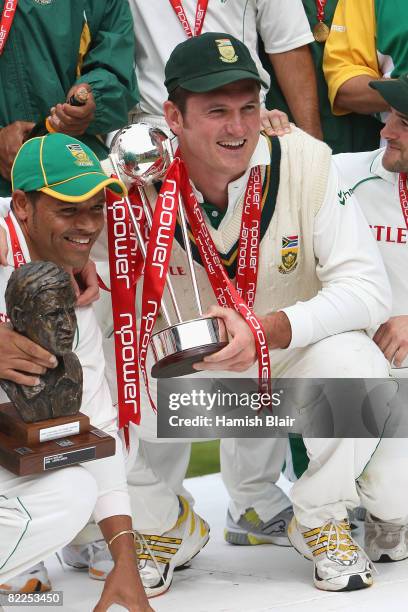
[370,147,400,185]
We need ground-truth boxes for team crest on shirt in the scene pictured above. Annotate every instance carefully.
[215,39,238,63]
[278,235,299,274]
[66,144,94,167]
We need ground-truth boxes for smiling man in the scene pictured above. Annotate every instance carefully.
[334,74,408,370]
[116,33,408,595]
[0,134,153,612]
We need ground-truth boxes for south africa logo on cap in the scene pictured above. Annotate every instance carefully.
[66,144,94,167]
[215,39,238,63]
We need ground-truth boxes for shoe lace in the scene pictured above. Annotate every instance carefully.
[307,519,376,572]
[134,531,166,582]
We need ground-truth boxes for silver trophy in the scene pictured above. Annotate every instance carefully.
[109,123,227,378]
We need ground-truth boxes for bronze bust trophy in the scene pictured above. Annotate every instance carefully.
[0,261,115,475]
[0,261,83,422]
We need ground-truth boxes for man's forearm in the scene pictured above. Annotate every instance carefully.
[335,75,390,114]
[260,311,292,350]
[268,46,323,139]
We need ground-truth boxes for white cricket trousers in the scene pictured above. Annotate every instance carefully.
[0,465,97,585]
[99,303,408,532]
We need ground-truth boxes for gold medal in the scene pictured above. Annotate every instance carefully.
[313,21,330,43]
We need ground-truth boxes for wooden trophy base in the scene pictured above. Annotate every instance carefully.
[0,403,115,476]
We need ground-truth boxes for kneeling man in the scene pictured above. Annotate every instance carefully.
[0,134,152,612]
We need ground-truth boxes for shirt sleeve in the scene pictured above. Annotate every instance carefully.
[281,162,391,348]
[75,306,131,522]
[256,0,314,54]
[75,0,139,134]
[323,0,379,114]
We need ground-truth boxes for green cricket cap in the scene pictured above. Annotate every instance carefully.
[369,73,408,116]
[164,32,267,94]
[11,133,127,202]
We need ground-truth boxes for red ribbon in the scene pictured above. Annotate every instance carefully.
[235,165,262,311]
[398,173,408,229]
[109,155,271,423]
[315,0,327,23]
[5,213,26,267]
[177,160,271,395]
[168,0,209,37]
[0,0,18,55]
[105,189,146,432]
[138,157,271,406]
[138,163,181,411]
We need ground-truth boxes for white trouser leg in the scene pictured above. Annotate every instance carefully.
[0,466,97,584]
[357,438,408,524]
[221,438,290,522]
[127,438,192,533]
[92,294,193,535]
[356,366,408,524]
[284,331,390,527]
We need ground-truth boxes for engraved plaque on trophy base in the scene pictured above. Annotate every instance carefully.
[0,402,115,476]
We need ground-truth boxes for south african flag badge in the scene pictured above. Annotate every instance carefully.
[278,235,299,274]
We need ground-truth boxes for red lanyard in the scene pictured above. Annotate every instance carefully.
[316,0,327,23]
[398,173,408,229]
[138,157,271,415]
[105,189,146,433]
[0,0,18,55]
[5,213,26,268]
[168,0,209,38]
[235,165,262,311]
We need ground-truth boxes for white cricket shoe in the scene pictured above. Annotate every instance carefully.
[224,506,293,546]
[288,516,373,591]
[62,539,113,580]
[138,496,210,598]
[365,512,408,562]
[0,562,51,593]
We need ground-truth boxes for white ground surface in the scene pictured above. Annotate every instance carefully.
[3,473,408,612]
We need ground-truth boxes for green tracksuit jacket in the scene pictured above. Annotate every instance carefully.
[0,0,139,196]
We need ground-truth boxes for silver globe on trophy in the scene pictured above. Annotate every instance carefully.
[109,123,227,379]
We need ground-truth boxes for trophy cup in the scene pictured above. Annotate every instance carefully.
[0,262,115,475]
[109,123,228,379]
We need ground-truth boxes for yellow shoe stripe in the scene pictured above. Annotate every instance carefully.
[139,554,169,564]
[243,509,261,527]
[303,527,322,538]
[190,509,196,536]
[308,536,329,547]
[200,518,208,538]
[248,534,270,545]
[141,535,182,545]
[175,496,189,528]
[143,544,178,554]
